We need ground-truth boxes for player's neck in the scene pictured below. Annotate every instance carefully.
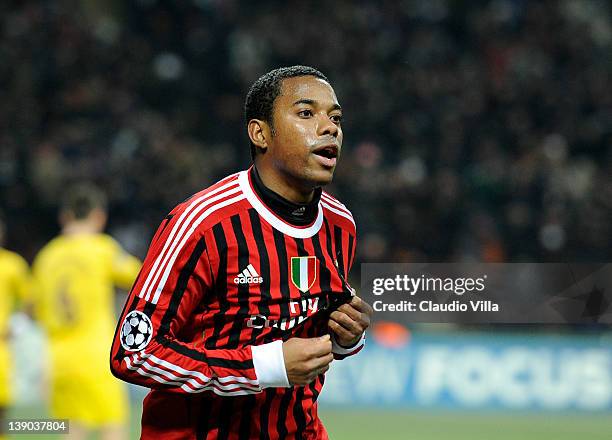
[250,166,321,226]
[253,164,316,204]
[62,220,101,236]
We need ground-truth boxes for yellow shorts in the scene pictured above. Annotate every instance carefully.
[0,343,11,406]
[50,351,129,428]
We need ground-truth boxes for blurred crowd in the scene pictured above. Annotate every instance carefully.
[1,0,611,264]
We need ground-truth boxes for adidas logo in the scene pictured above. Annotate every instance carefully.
[234,264,263,284]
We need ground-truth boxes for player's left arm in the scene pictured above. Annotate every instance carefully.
[109,239,142,290]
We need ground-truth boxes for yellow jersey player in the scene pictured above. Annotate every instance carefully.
[0,214,30,440]
[32,184,141,440]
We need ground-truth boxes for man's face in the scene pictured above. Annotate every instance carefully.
[265,75,343,192]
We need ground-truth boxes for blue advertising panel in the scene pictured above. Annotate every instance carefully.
[321,332,612,411]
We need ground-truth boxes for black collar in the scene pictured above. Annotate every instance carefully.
[250,166,321,226]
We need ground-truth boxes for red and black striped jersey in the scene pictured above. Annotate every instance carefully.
[110,167,363,440]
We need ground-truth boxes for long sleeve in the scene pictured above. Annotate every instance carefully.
[109,239,142,290]
[110,214,289,396]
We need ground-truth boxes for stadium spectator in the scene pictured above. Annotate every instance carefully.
[0,0,610,264]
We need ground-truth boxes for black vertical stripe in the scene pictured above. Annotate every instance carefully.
[206,223,228,349]
[323,219,335,260]
[347,233,355,271]
[295,238,307,257]
[333,225,345,276]
[272,228,291,337]
[143,298,157,317]
[273,228,293,438]
[238,395,256,439]
[312,234,332,294]
[158,237,206,337]
[293,386,307,438]
[276,388,294,438]
[247,209,271,345]
[196,396,210,440]
[306,381,317,431]
[228,214,250,349]
[313,375,323,402]
[259,389,275,440]
[216,396,235,440]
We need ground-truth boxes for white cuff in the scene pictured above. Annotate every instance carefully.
[251,340,290,388]
[331,332,366,355]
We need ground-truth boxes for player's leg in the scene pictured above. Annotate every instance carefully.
[80,371,130,440]
[0,344,10,440]
[0,407,7,440]
[100,423,128,440]
[64,422,88,440]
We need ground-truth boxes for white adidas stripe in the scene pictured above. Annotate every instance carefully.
[125,356,254,395]
[152,193,246,304]
[126,353,260,393]
[321,192,349,211]
[142,352,259,386]
[246,264,259,277]
[321,201,355,227]
[139,176,240,301]
[129,355,260,391]
[128,357,208,391]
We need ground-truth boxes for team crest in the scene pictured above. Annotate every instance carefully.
[291,256,318,293]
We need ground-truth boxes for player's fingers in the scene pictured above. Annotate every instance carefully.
[349,296,374,316]
[328,319,356,342]
[330,310,364,334]
[317,363,331,376]
[308,335,332,358]
[336,303,362,321]
[310,352,334,369]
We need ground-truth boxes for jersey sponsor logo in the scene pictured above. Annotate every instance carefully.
[120,310,153,352]
[234,263,263,284]
[246,297,321,331]
[291,256,318,293]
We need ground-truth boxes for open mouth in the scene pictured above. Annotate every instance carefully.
[313,145,338,159]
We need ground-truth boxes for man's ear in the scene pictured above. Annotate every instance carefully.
[248,119,271,154]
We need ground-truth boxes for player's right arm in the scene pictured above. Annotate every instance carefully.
[110,208,331,395]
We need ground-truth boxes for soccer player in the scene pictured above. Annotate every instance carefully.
[32,184,141,440]
[0,215,30,440]
[110,65,373,439]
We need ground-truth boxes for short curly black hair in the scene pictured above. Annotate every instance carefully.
[244,65,329,160]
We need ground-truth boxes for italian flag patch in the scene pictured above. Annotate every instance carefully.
[291,256,318,293]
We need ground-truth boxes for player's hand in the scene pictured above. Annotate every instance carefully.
[282,335,333,386]
[328,296,373,347]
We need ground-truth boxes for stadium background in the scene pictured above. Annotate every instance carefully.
[2,0,611,438]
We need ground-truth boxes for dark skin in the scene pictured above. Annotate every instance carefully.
[247,76,373,383]
[248,75,343,203]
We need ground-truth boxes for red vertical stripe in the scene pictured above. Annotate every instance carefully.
[308,256,317,289]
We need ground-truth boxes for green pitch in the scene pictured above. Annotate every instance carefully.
[320,409,612,440]
[8,406,612,439]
